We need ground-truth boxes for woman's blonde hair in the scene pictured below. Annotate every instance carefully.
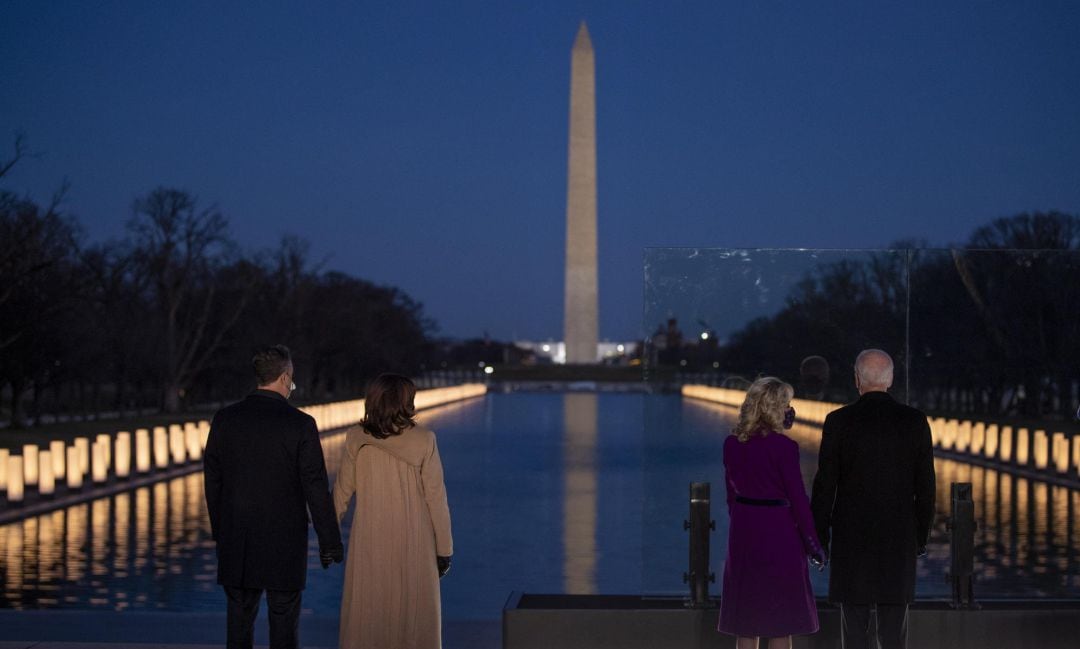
[734,377,794,442]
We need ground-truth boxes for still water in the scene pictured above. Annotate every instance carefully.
[1,393,1078,620]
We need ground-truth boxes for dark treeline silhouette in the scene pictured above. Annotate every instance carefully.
[1,136,433,426]
[709,213,1080,420]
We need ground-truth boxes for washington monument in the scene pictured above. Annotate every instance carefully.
[563,22,599,364]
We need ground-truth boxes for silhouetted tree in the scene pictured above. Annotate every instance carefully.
[127,188,252,412]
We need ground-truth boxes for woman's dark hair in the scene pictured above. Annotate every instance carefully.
[361,374,417,439]
[253,345,291,386]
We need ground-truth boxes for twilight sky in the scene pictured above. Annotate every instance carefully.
[3,1,1079,341]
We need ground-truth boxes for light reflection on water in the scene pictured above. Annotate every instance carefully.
[0,394,1077,618]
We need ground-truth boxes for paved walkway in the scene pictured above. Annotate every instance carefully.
[0,613,500,649]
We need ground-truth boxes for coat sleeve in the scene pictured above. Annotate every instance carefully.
[421,433,454,556]
[780,438,824,558]
[913,415,936,549]
[810,412,839,554]
[333,435,357,524]
[298,416,343,553]
[203,411,223,541]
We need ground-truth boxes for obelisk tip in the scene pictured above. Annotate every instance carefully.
[573,21,592,50]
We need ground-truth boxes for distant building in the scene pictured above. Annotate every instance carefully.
[515,341,638,365]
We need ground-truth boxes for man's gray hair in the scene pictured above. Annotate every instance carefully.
[855,349,894,388]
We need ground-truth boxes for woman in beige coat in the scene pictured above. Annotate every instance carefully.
[333,374,454,649]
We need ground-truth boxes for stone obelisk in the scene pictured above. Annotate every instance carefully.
[563,21,598,364]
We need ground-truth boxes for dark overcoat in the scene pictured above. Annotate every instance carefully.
[810,391,936,604]
[204,390,341,591]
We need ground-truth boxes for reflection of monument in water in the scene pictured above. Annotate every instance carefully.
[563,22,599,364]
[562,393,598,593]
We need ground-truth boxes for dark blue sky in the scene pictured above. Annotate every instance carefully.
[3,2,1079,341]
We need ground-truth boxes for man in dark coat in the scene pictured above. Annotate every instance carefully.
[810,349,936,649]
[204,345,344,649]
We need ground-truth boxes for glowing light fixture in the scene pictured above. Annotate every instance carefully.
[92,441,108,484]
[67,446,83,490]
[169,424,186,465]
[185,422,201,462]
[74,437,90,477]
[50,440,66,479]
[39,450,55,497]
[135,428,151,474]
[96,433,112,470]
[153,427,169,469]
[198,420,211,452]
[22,445,39,486]
[6,455,23,502]
[115,431,132,479]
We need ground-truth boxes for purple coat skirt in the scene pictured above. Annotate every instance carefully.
[717,431,821,638]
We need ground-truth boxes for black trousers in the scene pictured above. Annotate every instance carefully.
[840,603,908,649]
[224,585,301,649]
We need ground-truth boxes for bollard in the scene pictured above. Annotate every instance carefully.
[683,481,716,608]
[946,482,977,609]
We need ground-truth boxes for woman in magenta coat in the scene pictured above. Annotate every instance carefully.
[718,377,825,649]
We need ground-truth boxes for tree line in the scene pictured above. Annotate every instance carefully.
[712,212,1080,420]
[1,135,433,426]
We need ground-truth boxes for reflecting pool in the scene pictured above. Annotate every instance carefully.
[1,393,1078,622]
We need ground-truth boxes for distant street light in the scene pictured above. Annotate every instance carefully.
[700,332,709,341]
[484,366,495,375]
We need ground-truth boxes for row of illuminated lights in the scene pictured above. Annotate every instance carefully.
[0,384,487,505]
[682,385,1080,478]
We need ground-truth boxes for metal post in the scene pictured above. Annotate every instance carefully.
[946,481,977,608]
[683,481,716,608]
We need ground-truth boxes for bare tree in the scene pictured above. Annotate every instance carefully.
[0,132,28,180]
[128,187,252,412]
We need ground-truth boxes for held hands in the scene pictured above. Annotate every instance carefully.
[320,544,344,569]
[437,555,452,578]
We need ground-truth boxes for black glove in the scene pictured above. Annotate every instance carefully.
[804,534,827,572]
[320,545,344,569]
[437,555,452,578]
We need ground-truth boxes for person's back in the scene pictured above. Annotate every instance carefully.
[204,345,343,649]
[333,374,453,649]
[209,392,337,590]
[814,393,933,603]
[810,349,935,649]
